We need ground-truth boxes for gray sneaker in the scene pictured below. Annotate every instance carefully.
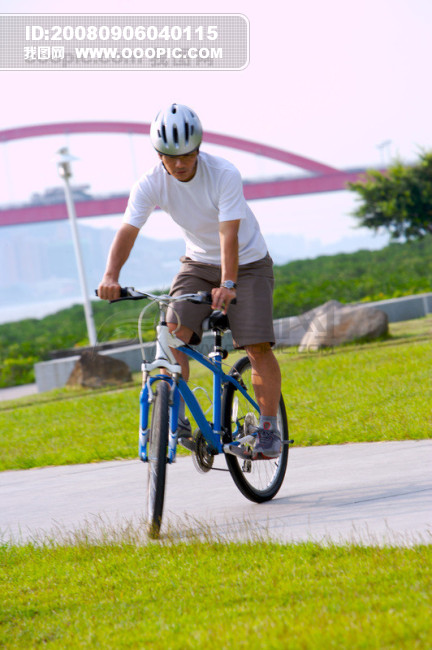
[253,428,282,459]
[177,416,192,438]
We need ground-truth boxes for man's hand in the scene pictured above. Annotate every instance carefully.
[97,277,121,301]
[97,224,139,301]
[211,286,236,314]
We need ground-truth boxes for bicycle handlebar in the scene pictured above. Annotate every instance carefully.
[95,287,236,306]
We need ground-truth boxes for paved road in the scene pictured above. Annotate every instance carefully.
[1,440,431,545]
[0,383,38,401]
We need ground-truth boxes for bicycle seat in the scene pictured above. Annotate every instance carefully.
[202,310,230,332]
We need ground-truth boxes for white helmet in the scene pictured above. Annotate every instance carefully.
[150,103,203,155]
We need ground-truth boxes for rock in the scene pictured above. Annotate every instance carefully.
[274,302,338,347]
[298,300,388,351]
[67,350,132,388]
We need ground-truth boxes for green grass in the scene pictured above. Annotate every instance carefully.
[1,540,430,649]
[389,314,432,338]
[283,338,432,445]
[0,319,431,471]
[0,387,139,470]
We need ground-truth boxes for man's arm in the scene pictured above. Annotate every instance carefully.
[97,223,140,300]
[211,219,240,314]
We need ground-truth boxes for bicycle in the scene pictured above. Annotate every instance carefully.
[100,287,291,538]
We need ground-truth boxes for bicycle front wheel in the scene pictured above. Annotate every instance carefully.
[147,380,170,537]
[222,355,289,503]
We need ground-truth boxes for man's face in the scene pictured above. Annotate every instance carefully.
[159,150,199,182]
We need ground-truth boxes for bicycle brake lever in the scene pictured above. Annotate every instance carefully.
[188,291,213,304]
[189,291,237,306]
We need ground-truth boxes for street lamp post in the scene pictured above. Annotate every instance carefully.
[55,147,98,347]
[376,140,393,167]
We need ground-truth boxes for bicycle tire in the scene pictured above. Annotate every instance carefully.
[147,380,170,537]
[222,355,289,503]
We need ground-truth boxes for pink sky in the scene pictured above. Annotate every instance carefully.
[1,0,431,244]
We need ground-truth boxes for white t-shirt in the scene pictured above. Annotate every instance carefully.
[123,151,268,265]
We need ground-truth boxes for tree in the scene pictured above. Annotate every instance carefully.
[348,152,432,240]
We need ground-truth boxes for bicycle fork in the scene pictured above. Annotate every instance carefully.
[138,374,181,464]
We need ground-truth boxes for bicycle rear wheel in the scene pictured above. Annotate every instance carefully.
[222,356,289,503]
[147,380,170,537]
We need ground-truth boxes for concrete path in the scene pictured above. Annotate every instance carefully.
[0,384,38,401]
[1,440,431,545]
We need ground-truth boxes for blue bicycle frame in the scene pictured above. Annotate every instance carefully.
[138,343,260,464]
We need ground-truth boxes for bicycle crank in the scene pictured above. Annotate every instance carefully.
[192,431,214,473]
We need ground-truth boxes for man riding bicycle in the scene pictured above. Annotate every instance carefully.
[98,103,282,459]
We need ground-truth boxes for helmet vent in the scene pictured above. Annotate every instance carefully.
[161,124,167,144]
[171,104,177,114]
[173,126,179,144]
[191,125,194,135]
[184,122,189,143]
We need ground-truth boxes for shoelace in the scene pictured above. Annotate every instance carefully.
[256,429,276,443]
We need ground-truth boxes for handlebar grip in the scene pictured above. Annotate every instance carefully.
[94,287,130,297]
[95,286,138,302]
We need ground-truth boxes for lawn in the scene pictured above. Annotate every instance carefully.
[1,541,430,649]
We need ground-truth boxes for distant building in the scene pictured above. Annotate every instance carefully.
[30,185,93,205]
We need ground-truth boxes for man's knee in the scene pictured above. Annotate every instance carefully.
[245,342,272,357]
[168,322,194,344]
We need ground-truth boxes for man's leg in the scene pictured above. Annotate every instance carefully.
[244,342,282,458]
[244,342,281,416]
[166,323,193,436]
[167,323,193,380]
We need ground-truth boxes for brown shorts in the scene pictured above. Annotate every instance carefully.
[167,253,275,348]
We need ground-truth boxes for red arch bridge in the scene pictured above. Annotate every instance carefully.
[0,121,378,227]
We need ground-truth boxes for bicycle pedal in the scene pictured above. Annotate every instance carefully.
[223,443,252,460]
